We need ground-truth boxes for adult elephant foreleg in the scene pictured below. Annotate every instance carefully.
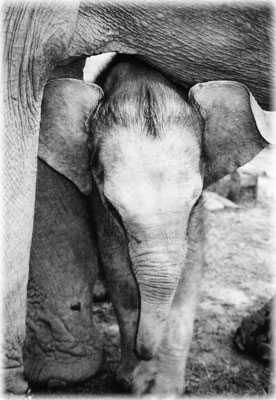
[2,128,39,394]
[23,160,102,388]
[2,2,79,392]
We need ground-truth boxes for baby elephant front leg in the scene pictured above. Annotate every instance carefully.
[91,182,140,390]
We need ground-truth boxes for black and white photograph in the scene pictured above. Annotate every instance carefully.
[1,0,275,397]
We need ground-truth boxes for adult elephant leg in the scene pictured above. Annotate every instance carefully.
[2,132,39,394]
[2,2,79,392]
[91,183,140,391]
[132,200,205,395]
[23,159,102,387]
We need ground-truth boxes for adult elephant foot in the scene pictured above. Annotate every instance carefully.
[3,359,28,394]
[23,160,102,387]
[24,304,102,388]
[3,285,29,393]
[3,368,28,394]
[23,348,102,388]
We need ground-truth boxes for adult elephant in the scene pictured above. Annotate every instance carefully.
[2,0,274,393]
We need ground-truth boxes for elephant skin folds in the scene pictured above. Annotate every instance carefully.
[71,3,273,110]
[2,2,79,392]
[23,160,102,387]
[3,1,274,394]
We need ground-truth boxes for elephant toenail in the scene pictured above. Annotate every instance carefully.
[25,388,32,399]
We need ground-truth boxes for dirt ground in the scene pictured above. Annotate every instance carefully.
[33,185,276,397]
[186,196,275,396]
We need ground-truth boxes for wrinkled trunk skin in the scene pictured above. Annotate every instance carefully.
[132,200,205,395]
[24,160,101,387]
[129,239,187,360]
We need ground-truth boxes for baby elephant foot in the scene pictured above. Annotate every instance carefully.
[132,359,185,395]
[116,355,139,392]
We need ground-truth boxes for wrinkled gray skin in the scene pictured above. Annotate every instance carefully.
[22,60,103,388]
[37,58,272,394]
[2,0,275,393]
[24,160,101,387]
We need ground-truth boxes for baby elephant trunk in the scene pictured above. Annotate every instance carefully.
[130,242,186,360]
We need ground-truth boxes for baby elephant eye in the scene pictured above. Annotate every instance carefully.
[193,195,201,208]
[104,197,123,224]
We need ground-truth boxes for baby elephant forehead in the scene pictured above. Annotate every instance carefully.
[135,83,191,138]
[100,124,201,176]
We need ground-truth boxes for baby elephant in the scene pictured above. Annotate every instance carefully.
[37,57,272,394]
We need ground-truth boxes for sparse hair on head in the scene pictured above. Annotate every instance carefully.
[89,57,199,148]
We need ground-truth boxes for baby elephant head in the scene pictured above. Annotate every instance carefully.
[38,63,274,361]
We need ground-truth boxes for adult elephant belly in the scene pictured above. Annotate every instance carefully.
[68,3,274,110]
[23,159,102,388]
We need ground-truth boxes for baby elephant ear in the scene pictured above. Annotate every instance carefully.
[189,81,275,188]
[38,78,103,194]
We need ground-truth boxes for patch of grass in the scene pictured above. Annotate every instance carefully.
[185,360,272,396]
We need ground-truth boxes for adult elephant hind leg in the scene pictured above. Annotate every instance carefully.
[23,160,102,388]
